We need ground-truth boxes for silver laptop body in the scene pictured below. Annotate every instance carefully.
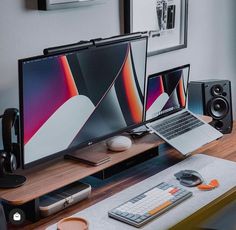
[145,65,222,156]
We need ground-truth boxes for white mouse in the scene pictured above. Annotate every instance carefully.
[106,136,132,152]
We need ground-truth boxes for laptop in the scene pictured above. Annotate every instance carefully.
[145,64,222,156]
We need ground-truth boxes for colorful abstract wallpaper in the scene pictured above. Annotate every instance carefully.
[20,39,147,164]
[145,67,189,120]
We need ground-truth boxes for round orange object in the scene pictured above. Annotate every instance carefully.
[57,217,89,230]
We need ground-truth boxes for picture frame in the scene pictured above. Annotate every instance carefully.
[124,0,188,56]
[38,0,107,11]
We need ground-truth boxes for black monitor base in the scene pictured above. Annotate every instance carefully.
[0,174,26,188]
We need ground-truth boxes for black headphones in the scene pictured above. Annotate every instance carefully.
[0,108,19,174]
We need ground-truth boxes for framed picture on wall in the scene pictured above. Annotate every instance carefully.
[38,0,107,10]
[124,0,188,56]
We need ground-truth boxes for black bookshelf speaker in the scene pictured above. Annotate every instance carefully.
[188,80,233,134]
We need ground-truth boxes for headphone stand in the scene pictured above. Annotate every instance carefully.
[0,171,26,189]
[0,108,26,188]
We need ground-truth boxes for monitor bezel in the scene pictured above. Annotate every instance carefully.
[18,36,148,169]
[143,64,190,125]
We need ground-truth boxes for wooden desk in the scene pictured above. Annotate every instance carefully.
[7,119,236,230]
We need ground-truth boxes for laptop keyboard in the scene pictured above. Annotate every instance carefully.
[151,111,204,140]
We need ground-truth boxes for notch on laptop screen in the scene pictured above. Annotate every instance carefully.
[145,65,190,121]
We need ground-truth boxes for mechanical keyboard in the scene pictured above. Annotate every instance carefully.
[108,182,192,228]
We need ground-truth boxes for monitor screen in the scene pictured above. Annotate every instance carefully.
[145,65,190,121]
[19,37,147,166]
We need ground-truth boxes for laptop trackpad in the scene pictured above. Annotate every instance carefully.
[170,125,219,155]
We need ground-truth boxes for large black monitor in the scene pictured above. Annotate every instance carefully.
[18,34,148,167]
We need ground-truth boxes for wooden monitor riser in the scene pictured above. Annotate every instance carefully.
[0,116,212,206]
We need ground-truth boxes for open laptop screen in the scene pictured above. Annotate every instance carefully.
[145,65,190,121]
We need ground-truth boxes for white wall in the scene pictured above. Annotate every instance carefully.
[0,0,235,147]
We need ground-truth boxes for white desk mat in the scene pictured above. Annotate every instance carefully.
[47,154,236,230]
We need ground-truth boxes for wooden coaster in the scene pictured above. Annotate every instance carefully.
[57,217,89,230]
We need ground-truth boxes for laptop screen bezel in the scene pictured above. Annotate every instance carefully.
[144,64,190,125]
